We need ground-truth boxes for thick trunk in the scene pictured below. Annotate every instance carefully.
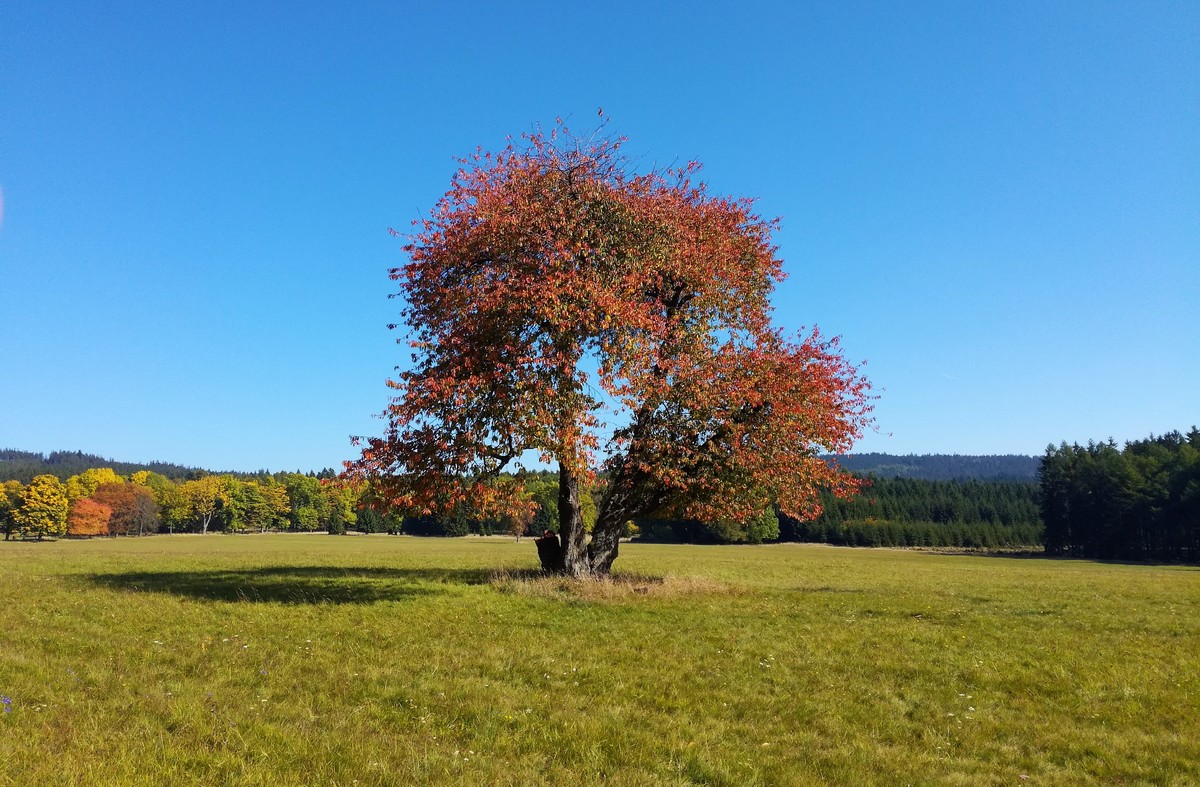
[587,509,624,575]
[588,457,672,575]
[536,463,591,575]
[558,464,590,576]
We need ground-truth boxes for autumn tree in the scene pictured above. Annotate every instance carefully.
[67,497,113,537]
[64,468,123,503]
[15,474,70,540]
[321,480,359,535]
[131,471,185,533]
[348,118,873,576]
[0,480,24,540]
[178,476,232,534]
[93,482,160,536]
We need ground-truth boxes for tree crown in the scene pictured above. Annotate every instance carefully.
[350,118,873,531]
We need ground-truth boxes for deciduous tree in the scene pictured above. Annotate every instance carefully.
[348,118,873,575]
[93,482,160,536]
[64,468,123,503]
[131,471,185,533]
[15,474,69,540]
[281,473,329,532]
[67,497,113,537]
[179,476,232,535]
[0,480,25,540]
[229,479,291,533]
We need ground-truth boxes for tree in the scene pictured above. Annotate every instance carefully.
[15,474,70,540]
[280,473,329,532]
[67,497,113,537]
[131,471,185,533]
[322,480,359,535]
[0,480,25,540]
[92,482,160,536]
[228,479,291,533]
[64,468,123,503]
[178,476,232,534]
[347,118,873,576]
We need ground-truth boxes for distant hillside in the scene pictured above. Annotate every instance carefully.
[3,447,1040,486]
[828,453,1040,481]
[0,449,293,485]
[0,448,340,484]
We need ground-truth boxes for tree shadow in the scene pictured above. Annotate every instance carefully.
[913,550,1200,569]
[82,565,507,605]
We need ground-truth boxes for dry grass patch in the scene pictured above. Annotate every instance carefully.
[488,568,734,601]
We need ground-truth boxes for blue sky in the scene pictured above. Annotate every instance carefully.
[2,1,1196,473]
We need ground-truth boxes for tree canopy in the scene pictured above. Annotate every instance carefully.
[348,119,873,575]
[14,474,69,541]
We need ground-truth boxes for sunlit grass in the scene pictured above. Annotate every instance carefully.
[1,535,1196,785]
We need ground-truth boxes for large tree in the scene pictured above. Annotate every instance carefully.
[178,476,232,535]
[348,119,873,575]
[64,468,123,503]
[92,482,160,536]
[15,474,69,540]
[67,497,113,537]
[0,480,25,540]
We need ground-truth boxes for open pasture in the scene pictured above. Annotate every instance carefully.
[1,535,1196,785]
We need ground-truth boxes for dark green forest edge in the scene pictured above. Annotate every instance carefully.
[3,432,1197,563]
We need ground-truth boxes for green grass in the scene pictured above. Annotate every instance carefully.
[1,535,1197,785]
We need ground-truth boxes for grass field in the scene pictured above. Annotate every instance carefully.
[1,535,1197,785]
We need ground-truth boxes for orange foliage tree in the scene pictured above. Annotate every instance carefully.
[93,482,160,536]
[67,497,113,537]
[347,118,873,575]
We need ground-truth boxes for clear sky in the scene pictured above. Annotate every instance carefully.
[2,1,1197,473]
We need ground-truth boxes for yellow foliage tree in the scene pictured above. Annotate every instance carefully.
[65,468,124,503]
[1,480,24,540]
[15,474,69,540]
[179,476,232,534]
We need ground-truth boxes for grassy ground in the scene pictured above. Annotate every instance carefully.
[0,535,1196,786]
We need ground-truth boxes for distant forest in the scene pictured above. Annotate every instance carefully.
[2,446,1046,548]
[826,453,1040,481]
[639,477,1043,549]
[0,449,338,485]
[6,438,1194,562]
[3,448,1038,485]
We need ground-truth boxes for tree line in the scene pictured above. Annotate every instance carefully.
[639,477,1043,548]
[0,448,274,485]
[0,463,1046,551]
[0,469,358,540]
[375,474,1044,549]
[0,466,588,542]
[18,432,1197,561]
[1040,429,1200,561]
[827,453,1040,481]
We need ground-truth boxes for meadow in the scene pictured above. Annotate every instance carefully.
[1,535,1196,786]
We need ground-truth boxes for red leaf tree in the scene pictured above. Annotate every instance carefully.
[347,119,874,576]
[93,483,160,536]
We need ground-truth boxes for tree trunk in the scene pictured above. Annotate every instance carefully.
[587,510,623,575]
[536,463,591,575]
[558,464,590,576]
[588,455,667,575]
